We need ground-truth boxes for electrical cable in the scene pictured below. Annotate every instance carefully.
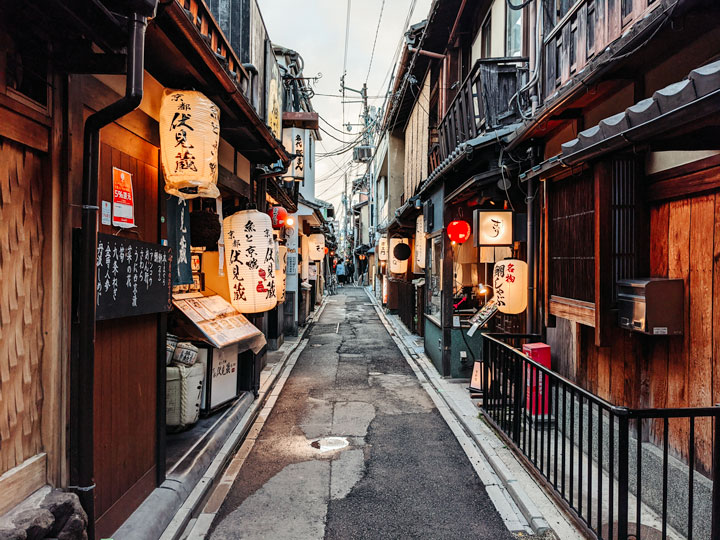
[506,0,533,10]
[365,0,386,86]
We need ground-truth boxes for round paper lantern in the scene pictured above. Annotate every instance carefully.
[223,210,278,313]
[393,242,411,261]
[277,245,287,303]
[447,220,471,244]
[160,89,220,199]
[415,215,426,269]
[268,206,288,228]
[324,247,329,255]
[389,238,409,274]
[377,237,388,261]
[308,233,325,261]
[493,259,528,314]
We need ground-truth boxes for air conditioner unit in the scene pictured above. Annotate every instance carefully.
[353,146,373,163]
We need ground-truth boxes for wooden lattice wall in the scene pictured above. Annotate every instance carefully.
[0,137,45,474]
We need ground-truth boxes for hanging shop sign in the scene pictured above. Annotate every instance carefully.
[308,233,325,261]
[167,196,193,285]
[111,167,135,228]
[268,206,289,228]
[474,210,513,246]
[447,220,471,244]
[282,127,305,181]
[160,89,220,199]
[265,41,283,140]
[277,245,287,302]
[389,238,409,274]
[377,237,388,261]
[308,263,317,281]
[415,215,426,269]
[493,259,527,314]
[95,233,172,320]
[223,210,277,313]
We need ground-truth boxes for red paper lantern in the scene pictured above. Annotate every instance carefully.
[324,247,329,254]
[447,220,471,244]
[268,206,288,228]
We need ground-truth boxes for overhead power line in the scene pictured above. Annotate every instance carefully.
[364,0,386,86]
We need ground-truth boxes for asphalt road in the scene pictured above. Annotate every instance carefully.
[209,287,515,540]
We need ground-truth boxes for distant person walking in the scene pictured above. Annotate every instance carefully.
[336,260,346,286]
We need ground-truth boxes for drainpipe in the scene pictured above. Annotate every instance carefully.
[72,12,148,534]
[526,149,537,334]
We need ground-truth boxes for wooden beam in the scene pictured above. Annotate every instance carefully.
[594,161,612,346]
[549,296,595,327]
[282,111,319,130]
[0,454,47,516]
[0,105,49,153]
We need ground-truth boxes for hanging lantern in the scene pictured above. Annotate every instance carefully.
[324,247,329,255]
[223,210,277,313]
[277,245,287,303]
[377,237,388,261]
[268,206,289,228]
[493,259,528,314]
[389,238,409,274]
[447,220,471,244]
[160,89,220,199]
[415,215,426,269]
[308,233,325,261]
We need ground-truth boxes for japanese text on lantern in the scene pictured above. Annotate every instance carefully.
[493,262,515,308]
[226,220,276,304]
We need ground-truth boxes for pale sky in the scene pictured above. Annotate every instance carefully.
[258,0,433,222]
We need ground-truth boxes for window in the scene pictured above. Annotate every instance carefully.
[587,1,596,56]
[481,15,492,58]
[548,172,595,303]
[6,34,49,109]
[506,6,523,57]
[428,236,443,317]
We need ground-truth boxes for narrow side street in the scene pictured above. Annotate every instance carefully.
[208,287,515,540]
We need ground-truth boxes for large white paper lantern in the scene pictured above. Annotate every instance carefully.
[223,210,277,313]
[377,237,388,261]
[389,238,409,274]
[277,245,287,303]
[493,259,527,314]
[415,215,426,269]
[308,234,325,261]
[160,89,220,199]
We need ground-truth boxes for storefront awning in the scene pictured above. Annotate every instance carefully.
[520,59,720,181]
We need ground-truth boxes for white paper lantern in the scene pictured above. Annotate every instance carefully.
[377,237,388,261]
[308,234,325,261]
[389,238,409,274]
[160,89,220,200]
[415,215,426,269]
[223,210,277,313]
[493,259,527,314]
[277,245,287,303]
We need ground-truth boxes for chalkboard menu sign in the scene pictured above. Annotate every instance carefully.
[96,233,173,320]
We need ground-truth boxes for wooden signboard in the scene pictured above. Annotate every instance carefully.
[95,233,173,320]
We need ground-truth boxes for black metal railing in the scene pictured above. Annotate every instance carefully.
[436,58,528,163]
[480,333,720,540]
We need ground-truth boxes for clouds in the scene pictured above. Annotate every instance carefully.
[258,0,433,216]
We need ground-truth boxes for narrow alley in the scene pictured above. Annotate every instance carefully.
[208,288,514,540]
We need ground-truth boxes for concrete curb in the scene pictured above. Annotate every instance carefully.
[173,298,329,540]
[362,288,552,536]
[116,298,330,540]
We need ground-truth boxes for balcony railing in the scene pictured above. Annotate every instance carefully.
[436,58,527,163]
[480,333,720,540]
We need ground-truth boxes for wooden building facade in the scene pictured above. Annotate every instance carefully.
[0,0,293,538]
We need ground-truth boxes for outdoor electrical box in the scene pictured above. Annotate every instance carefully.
[617,278,684,336]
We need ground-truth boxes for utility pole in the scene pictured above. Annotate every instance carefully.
[340,80,371,261]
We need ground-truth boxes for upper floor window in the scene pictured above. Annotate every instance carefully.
[481,15,492,58]
[6,34,49,111]
[506,6,523,57]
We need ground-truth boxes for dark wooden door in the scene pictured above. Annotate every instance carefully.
[93,126,160,538]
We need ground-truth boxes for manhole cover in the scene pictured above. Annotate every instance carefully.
[310,437,349,453]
